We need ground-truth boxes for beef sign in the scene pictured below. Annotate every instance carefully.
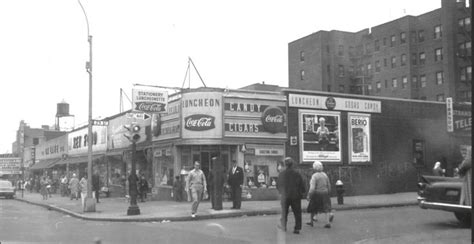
[261,107,285,134]
[184,114,216,131]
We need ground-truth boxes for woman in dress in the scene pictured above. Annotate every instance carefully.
[306,161,333,228]
[458,146,471,206]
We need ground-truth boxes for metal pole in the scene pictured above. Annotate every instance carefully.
[78,0,95,212]
[127,141,140,215]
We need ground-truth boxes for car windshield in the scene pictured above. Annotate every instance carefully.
[0,181,12,187]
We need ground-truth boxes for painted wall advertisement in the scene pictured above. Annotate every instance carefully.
[299,110,341,162]
[348,113,371,163]
[68,126,107,155]
[181,92,223,139]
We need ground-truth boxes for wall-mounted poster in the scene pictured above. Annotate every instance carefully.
[300,110,341,162]
[348,113,371,163]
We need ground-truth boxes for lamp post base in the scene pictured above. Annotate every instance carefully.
[127,205,140,215]
[83,197,96,212]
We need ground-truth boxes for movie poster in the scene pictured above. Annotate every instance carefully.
[348,113,371,163]
[300,110,341,162]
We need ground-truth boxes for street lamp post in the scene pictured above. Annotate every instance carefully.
[78,0,95,212]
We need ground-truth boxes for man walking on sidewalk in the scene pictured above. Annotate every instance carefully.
[227,160,244,209]
[277,157,306,234]
[185,161,207,218]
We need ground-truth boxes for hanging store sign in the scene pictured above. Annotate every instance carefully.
[289,94,381,113]
[446,97,471,134]
[132,87,168,113]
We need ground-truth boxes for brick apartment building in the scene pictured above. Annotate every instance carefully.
[289,0,471,103]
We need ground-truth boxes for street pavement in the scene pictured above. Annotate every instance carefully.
[13,190,418,222]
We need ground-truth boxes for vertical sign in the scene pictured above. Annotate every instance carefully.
[446,97,453,132]
[299,110,341,162]
[348,113,371,163]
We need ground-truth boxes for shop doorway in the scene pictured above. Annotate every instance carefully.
[191,145,231,179]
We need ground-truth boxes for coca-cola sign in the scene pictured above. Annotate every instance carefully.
[135,102,166,113]
[184,114,216,131]
[261,107,285,133]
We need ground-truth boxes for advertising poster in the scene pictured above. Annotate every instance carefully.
[132,87,168,113]
[300,110,341,162]
[348,113,371,163]
[181,92,223,139]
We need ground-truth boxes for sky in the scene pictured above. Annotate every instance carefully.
[0,0,442,154]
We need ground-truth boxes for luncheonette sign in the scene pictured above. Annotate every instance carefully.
[132,87,168,113]
[181,92,222,139]
[289,94,381,113]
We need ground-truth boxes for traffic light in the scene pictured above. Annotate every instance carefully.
[124,123,141,143]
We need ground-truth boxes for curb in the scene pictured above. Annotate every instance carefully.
[15,197,418,223]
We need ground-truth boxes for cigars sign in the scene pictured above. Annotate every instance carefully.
[181,92,223,139]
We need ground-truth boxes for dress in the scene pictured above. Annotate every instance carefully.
[307,172,331,214]
[459,158,472,206]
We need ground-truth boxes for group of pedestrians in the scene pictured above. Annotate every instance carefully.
[277,157,334,234]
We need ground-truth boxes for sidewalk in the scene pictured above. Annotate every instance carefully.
[14,191,418,222]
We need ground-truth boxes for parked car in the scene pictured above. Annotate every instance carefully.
[417,175,471,226]
[0,180,16,199]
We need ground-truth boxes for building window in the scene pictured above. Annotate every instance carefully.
[391,56,396,68]
[365,43,371,54]
[376,81,381,92]
[419,52,426,65]
[392,78,398,88]
[412,76,418,89]
[300,70,305,80]
[366,63,372,75]
[411,53,417,65]
[401,54,407,66]
[383,37,387,46]
[339,85,345,93]
[374,40,380,51]
[420,75,427,88]
[338,65,345,77]
[348,66,354,76]
[436,71,444,85]
[326,45,330,53]
[460,66,472,82]
[436,94,445,102]
[458,17,471,31]
[434,25,442,39]
[400,32,406,44]
[375,60,381,72]
[418,30,425,42]
[383,58,387,67]
[390,35,396,47]
[435,48,443,62]
[458,41,472,58]
[300,51,305,62]
[410,31,417,43]
[338,45,344,56]
[459,90,472,101]
[327,85,331,92]
[384,79,388,88]
[349,46,354,56]
[402,76,408,88]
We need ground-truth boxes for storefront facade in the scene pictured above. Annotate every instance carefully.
[30,134,67,179]
[150,88,287,200]
[284,89,471,196]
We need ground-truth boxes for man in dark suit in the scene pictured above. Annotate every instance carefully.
[277,157,306,234]
[227,160,244,209]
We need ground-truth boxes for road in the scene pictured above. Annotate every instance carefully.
[0,199,470,244]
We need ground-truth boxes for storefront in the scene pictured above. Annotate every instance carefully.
[30,134,67,180]
[150,88,287,200]
[284,89,469,196]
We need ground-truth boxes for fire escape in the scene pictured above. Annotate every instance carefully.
[455,5,472,103]
[349,43,373,96]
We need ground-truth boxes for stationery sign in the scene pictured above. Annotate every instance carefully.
[132,87,168,113]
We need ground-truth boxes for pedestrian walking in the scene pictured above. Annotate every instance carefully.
[432,161,446,176]
[79,174,88,211]
[39,176,48,200]
[306,161,333,228]
[458,146,471,206]
[138,175,149,202]
[60,175,68,196]
[185,161,207,218]
[45,176,53,198]
[92,173,101,203]
[69,174,80,200]
[227,159,244,209]
[277,157,306,234]
[173,176,183,202]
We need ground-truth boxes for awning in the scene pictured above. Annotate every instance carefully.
[29,158,61,170]
[55,154,105,166]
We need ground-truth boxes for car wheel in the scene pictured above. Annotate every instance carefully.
[454,212,471,227]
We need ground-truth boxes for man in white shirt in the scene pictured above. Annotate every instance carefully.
[185,161,207,217]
